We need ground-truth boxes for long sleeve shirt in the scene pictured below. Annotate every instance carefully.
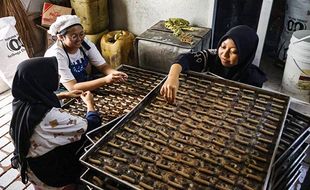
[27,107,101,157]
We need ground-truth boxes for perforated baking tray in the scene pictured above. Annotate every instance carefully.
[81,168,127,190]
[269,109,310,189]
[274,108,310,165]
[86,117,122,144]
[271,143,309,190]
[80,71,290,190]
[61,65,166,142]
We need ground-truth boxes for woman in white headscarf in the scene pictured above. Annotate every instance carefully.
[45,15,128,92]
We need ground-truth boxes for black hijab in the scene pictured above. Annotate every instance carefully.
[210,25,259,81]
[10,57,60,184]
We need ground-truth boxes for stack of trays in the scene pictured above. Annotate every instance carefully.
[270,109,310,190]
[80,72,290,190]
[81,168,127,190]
[61,65,166,143]
[275,109,310,161]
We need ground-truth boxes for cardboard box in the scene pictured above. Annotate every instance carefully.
[41,2,72,27]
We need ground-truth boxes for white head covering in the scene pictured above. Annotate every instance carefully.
[48,15,81,36]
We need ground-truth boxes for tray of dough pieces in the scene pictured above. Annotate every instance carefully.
[80,71,290,190]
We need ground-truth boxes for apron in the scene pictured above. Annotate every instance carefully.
[64,46,90,83]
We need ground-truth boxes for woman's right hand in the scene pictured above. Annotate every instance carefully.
[103,72,127,84]
[160,64,182,104]
[160,75,179,104]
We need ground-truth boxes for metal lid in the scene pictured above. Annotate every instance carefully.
[137,29,202,49]
[149,20,211,38]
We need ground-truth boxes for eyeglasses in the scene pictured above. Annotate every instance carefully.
[66,32,85,41]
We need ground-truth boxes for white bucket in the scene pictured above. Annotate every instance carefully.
[281,30,310,102]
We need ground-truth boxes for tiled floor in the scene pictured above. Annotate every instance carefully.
[0,90,34,190]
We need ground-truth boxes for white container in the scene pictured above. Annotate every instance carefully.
[281,30,310,102]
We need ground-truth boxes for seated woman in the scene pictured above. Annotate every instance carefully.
[45,15,128,91]
[10,57,101,190]
[160,25,267,103]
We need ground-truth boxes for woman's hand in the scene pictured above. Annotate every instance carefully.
[103,71,128,84]
[80,91,95,111]
[111,70,128,80]
[97,64,128,84]
[56,90,83,100]
[66,90,83,98]
[160,75,179,104]
[160,64,182,104]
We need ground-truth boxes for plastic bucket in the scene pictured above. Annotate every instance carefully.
[70,0,109,34]
[281,30,310,102]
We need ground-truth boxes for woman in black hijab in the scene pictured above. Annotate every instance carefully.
[10,57,101,189]
[160,25,267,103]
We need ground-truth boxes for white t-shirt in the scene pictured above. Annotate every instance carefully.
[27,107,88,158]
[44,38,106,83]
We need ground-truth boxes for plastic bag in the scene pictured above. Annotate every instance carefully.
[0,16,29,87]
[277,0,310,62]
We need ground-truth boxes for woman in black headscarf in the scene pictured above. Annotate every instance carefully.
[10,57,101,189]
[160,25,267,103]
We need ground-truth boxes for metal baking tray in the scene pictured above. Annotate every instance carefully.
[273,164,302,190]
[80,71,290,190]
[81,168,128,190]
[273,147,307,184]
[84,143,94,153]
[286,169,302,190]
[273,108,310,166]
[274,131,310,168]
[270,143,309,189]
[61,65,166,142]
[274,165,302,190]
[86,117,122,144]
